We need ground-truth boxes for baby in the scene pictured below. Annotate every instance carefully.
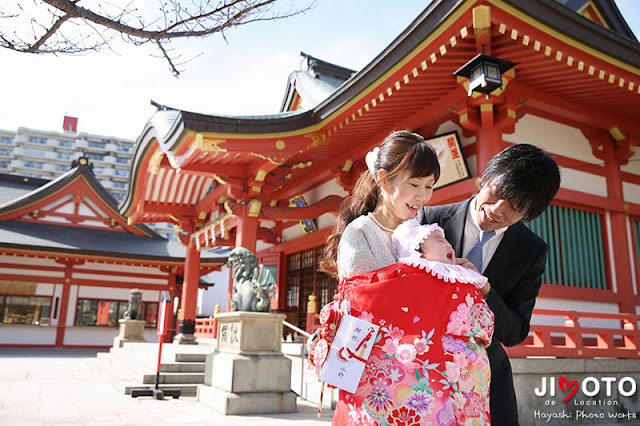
[392,218,488,288]
[417,224,455,264]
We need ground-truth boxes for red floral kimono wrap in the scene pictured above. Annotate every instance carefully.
[316,260,494,426]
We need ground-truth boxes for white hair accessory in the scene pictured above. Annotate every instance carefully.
[392,218,445,259]
[364,147,380,181]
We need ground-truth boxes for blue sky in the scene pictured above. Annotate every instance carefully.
[0,0,638,140]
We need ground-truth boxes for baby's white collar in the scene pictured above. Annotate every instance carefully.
[398,256,488,288]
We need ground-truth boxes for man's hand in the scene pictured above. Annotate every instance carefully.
[455,257,478,273]
[455,257,491,298]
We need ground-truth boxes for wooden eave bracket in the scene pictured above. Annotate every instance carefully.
[587,128,637,165]
[494,97,521,131]
[225,177,249,202]
[225,194,343,221]
[257,226,279,244]
[263,160,314,194]
[333,160,356,192]
[455,95,523,134]
[456,102,481,132]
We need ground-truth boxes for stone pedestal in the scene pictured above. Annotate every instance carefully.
[198,312,297,415]
[113,319,146,348]
[173,318,198,345]
[173,333,198,345]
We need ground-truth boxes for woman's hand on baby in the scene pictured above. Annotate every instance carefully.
[455,257,478,273]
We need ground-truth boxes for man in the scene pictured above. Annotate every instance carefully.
[417,143,561,425]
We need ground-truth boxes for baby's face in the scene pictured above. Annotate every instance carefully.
[420,230,455,264]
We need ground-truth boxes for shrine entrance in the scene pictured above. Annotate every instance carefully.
[284,246,337,332]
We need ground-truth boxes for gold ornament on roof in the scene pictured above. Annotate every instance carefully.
[196,133,227,152]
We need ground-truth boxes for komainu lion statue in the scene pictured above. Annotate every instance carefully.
[228,247,275,312]
[123,289,143,320]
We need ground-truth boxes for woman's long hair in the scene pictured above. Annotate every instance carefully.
[320,130,441,277]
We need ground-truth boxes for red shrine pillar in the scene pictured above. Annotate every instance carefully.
[55,259,84,347]
[475,103,503,174]
[227,203,259,311]
[55,270,72,347]
[175,241,201,344]
[594,135,635,314]
[235,204,259,252]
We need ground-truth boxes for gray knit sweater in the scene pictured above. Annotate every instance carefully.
[337,214,398,280]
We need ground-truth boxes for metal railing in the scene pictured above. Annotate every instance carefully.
[282,320,314,402]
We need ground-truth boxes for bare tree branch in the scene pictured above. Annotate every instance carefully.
[0,0,315,75]
[27,13,71,53]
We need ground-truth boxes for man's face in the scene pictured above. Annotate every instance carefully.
[474,183,526,232]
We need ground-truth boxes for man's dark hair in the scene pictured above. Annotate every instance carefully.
[479,143,561,221]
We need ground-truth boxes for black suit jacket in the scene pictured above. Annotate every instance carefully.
[418,198,547,426]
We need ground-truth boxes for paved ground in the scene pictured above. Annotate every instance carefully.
[0,348,334,425]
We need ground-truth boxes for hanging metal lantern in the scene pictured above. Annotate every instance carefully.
[453,53,519,97]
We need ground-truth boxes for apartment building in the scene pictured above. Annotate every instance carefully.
[0,117,176,236]
[0,121,132,201]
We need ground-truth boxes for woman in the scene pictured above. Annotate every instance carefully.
[316,130,445,424]
[320,219,493,425]
[321,130,441,280]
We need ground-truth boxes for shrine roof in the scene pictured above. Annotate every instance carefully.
[280,52,356,111]
[299,51,356,82]
[0,158,160,238]
[555,0,638,41]
[140,106,313,152]
[122,0,640,230]
[280,70,348,111]
[136,0,640,140]
[0,174,50,205]
[511,1,639,58]
[0,220,225,262]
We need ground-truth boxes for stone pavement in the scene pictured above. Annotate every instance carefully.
[0,348,334,425]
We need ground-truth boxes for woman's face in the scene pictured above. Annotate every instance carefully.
[420,230,455,264]
[380,171,436,224]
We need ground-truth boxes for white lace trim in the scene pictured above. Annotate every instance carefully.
[398,257,488,288]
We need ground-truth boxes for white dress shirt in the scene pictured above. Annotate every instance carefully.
[461,197,508,273]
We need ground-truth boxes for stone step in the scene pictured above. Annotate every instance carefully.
[109,343,210,362]
[175,353,208,362]
[158,362,205,373]
[101,346,207,373]
[142,372,205,385]
[104,352,205,385]
[88,356,203,396]
[91,343,211,397]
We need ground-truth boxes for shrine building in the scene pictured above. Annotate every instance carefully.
[121,0,640,357]
[0,158,225,348]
